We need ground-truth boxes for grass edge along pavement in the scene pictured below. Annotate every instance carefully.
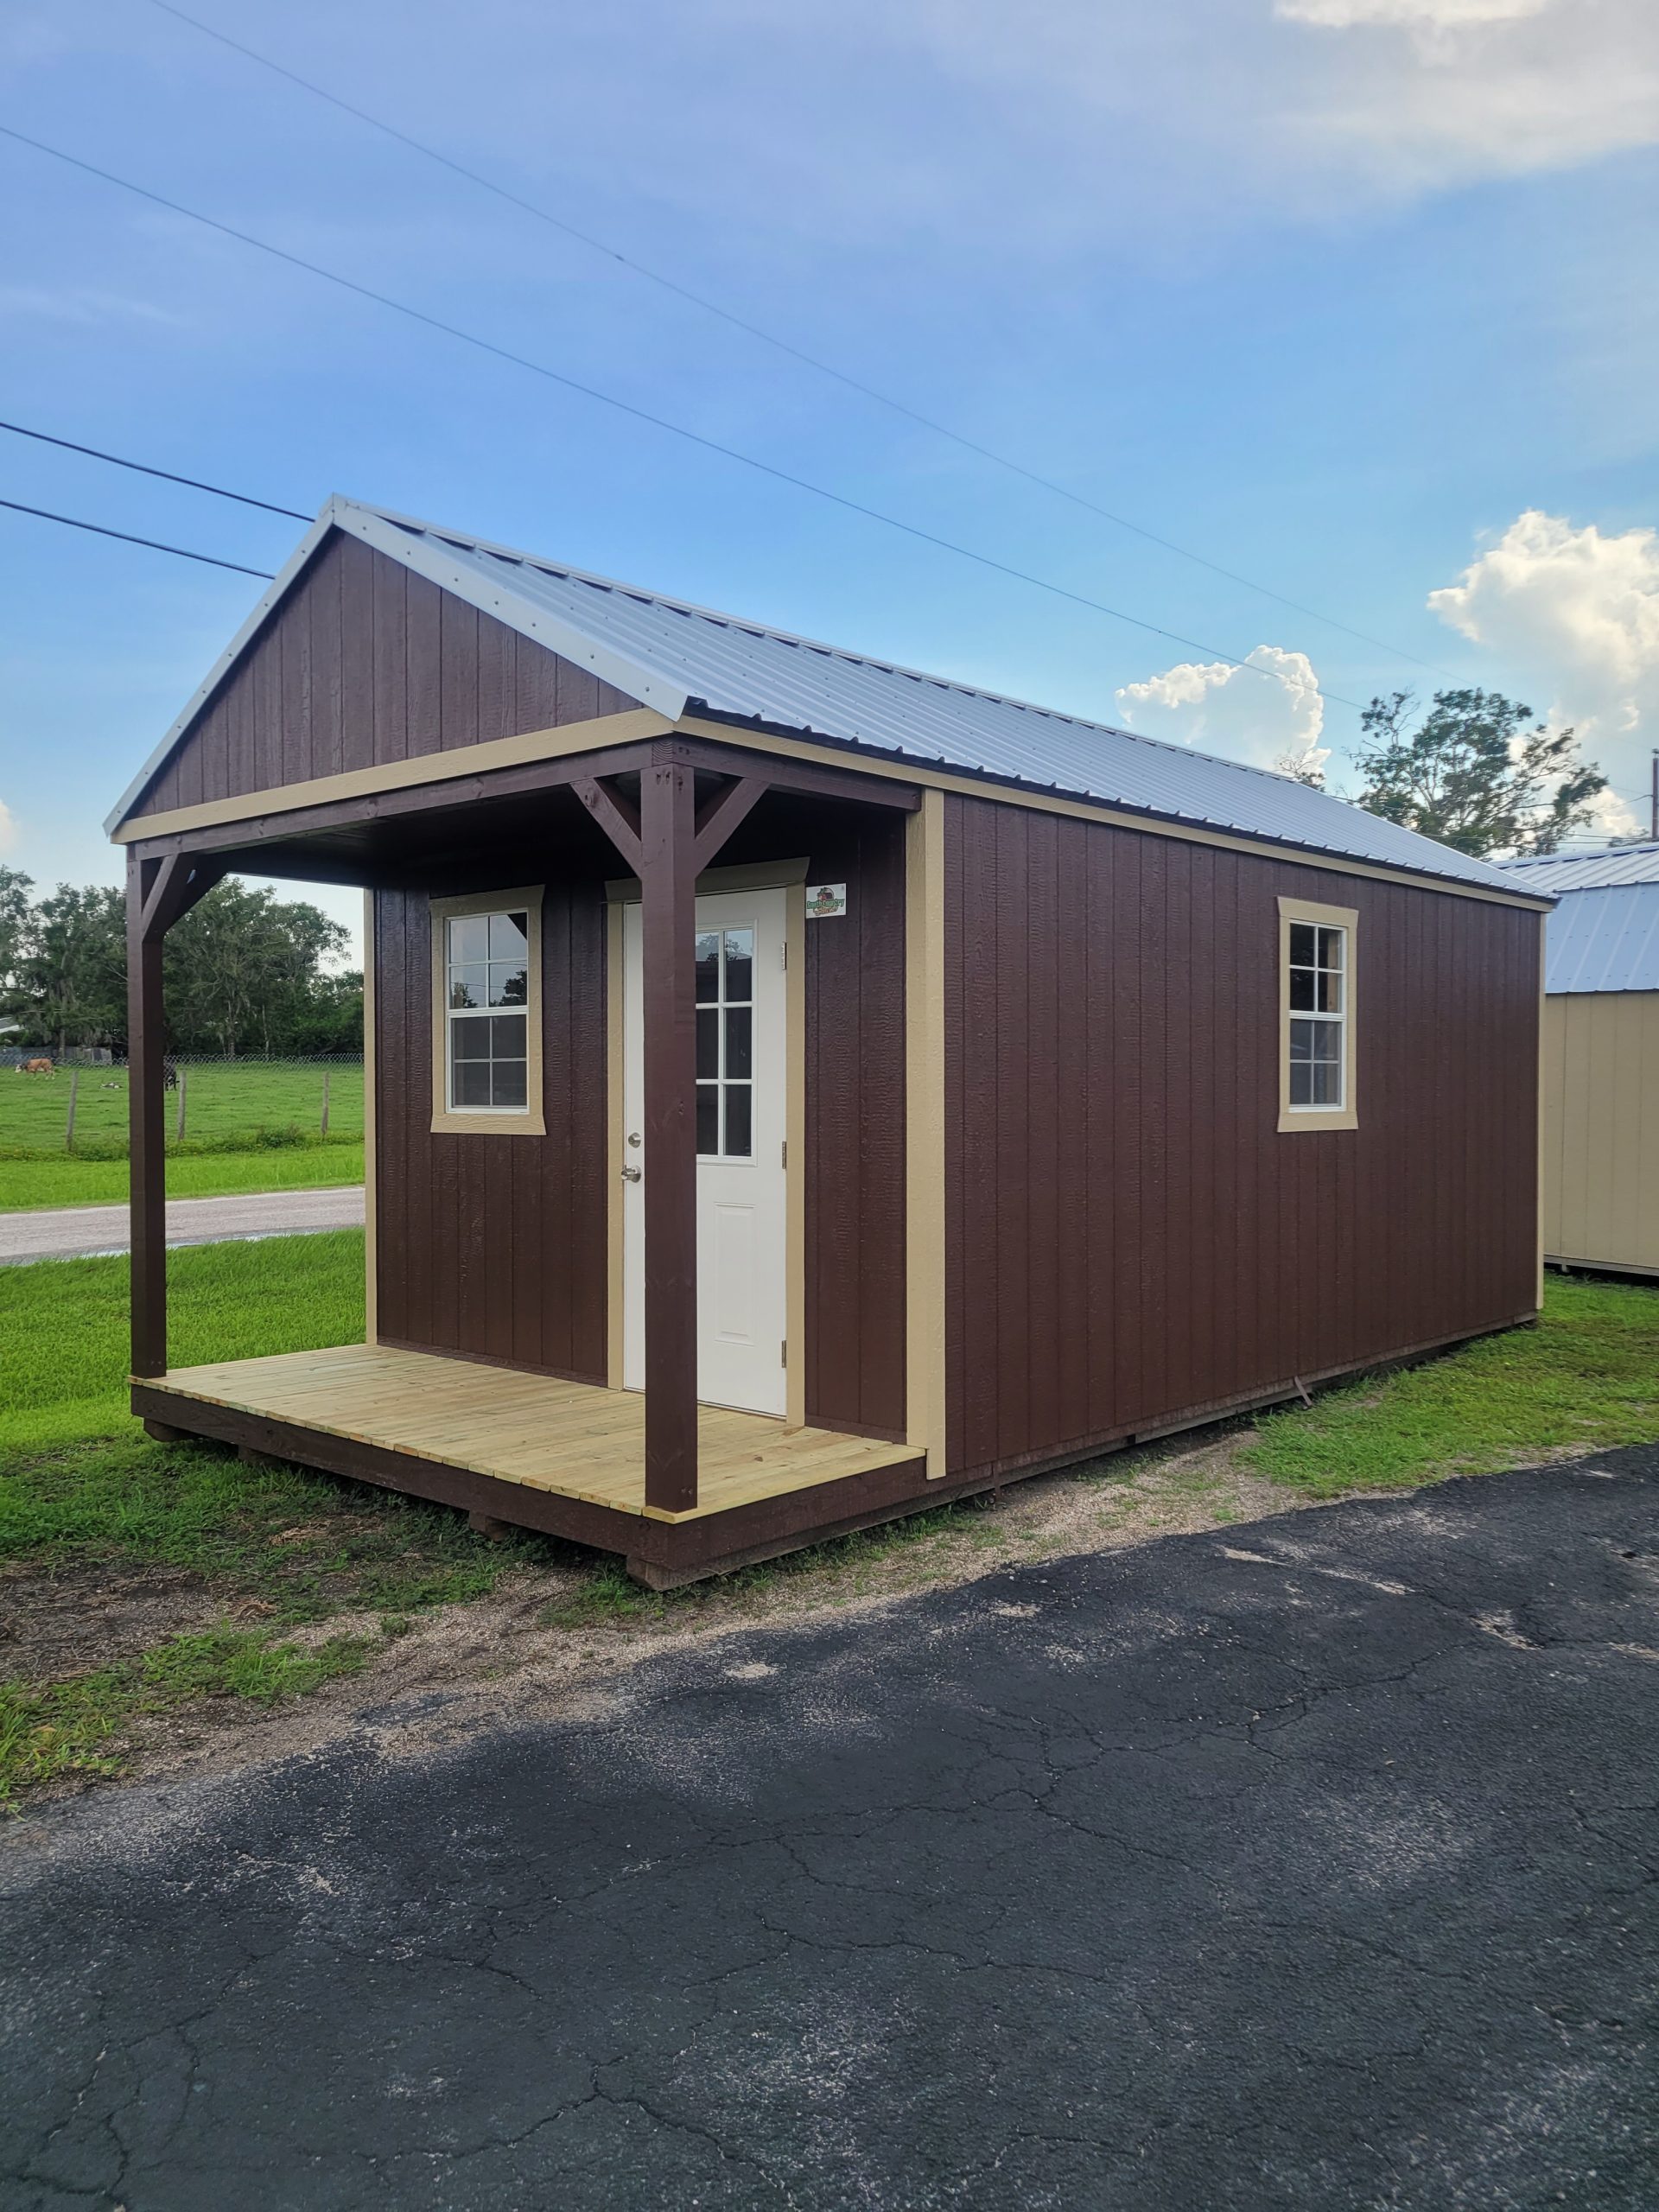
[0,1140,365,1213]
[3,1249,1658,1804]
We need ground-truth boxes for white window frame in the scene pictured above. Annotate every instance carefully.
[429,886,546,1136]
[1278,895,1357,1134]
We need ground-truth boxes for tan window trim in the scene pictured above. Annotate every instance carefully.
[429,886,546,1136]
[1279,895,1357,1134]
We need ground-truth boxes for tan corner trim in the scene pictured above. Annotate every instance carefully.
[785,876,807,1430]
[672,716,1550,913]
[1536,918,1548,1309]
[606,901,626,1389]
[362,888,378,1346]
[429,886,548,1137]
[605,855,812,902]
[111,707,672,843]
[1277,895,1358,1134]
[906,790,949,1477]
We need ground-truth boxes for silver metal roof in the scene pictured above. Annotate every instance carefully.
[109,498,1547,902]
[1498,843,1659,893]
[1529,883,1659,995]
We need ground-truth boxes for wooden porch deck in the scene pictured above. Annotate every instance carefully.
[142,1344,922,1525]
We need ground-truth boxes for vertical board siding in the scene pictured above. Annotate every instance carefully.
[1542,991,1659,1271]
[802,810,908,1439]
[372,883,609,1382]
[131,533,640,817]
[944,794,1542,1482]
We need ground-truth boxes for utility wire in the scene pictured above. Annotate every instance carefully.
[0,418,308,518]
[142,0,1451,681]
[0,122,1367,712]
[0,497,276,575]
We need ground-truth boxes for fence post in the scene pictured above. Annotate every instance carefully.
[65,1066,79,1153]
[321,1067,330,1137]
[175,1065,187,1143]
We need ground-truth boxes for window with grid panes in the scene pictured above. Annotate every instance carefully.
[445,909,531,1111]
[695,925,753,1158]
[1287,920,1346,1109]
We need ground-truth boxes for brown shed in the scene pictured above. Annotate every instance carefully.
[111,499,1551,1585]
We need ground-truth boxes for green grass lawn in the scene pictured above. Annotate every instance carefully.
[1243,1276,1659,1493]
[3,1260,1657,1805]
[0,1059,363,1156]
[0,1141,365,1212]
[0,1230,551,1800]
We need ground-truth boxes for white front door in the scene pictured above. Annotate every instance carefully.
[622,887,789,1417]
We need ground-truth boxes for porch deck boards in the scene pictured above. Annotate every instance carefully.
[143,1343,921,1523]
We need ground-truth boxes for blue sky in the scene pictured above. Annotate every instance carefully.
[3,0,1657,957]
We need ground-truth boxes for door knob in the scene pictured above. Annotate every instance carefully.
[620,1165,642,1183]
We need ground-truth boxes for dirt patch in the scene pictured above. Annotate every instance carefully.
[4,1427,1316,1812]
[0,1561,232,1681]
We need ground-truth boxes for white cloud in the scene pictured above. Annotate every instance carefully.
[1429,508,1659,823]
[1277,0,1548,35]
[1115,645,1330,780]
[0,801,16,856]
[1268,0,1659,186]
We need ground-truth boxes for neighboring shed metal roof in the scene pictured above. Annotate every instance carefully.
[108,497,1546,902]
[1530,882,1659,995]
[1498,843,1659,893]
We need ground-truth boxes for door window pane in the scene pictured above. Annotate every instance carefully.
[696,1008,718,1080]
[696,1084,719,1155]
[695,932,720,1004]
[723,1084,752,1158]
[725,1006,753,1080]
[723,928,753,1003]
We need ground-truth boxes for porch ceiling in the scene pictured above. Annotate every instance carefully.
[142,1344,921,1524]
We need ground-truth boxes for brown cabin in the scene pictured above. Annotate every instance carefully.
[110,499,1552,1586]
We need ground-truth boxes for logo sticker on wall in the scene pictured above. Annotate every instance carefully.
[806,884,848,919]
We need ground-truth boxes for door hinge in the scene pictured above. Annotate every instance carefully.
[780,941,787,969]
[780,1339,788,1369]
[780,1137,787,1168]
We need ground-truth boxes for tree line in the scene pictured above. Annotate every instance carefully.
[0,869,362,1058]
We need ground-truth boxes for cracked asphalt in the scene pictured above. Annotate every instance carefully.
[3,1454,1657,2210]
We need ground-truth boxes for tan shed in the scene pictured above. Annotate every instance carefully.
[1503,844,1659,1278]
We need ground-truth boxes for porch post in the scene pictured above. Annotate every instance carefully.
[126,851,225,1380]
[128,855,168,1378]
[638,761,701,1512]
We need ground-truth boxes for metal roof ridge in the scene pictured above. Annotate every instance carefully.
[343,498,1350,801]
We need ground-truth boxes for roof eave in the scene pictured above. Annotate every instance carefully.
[686,704,1556,907]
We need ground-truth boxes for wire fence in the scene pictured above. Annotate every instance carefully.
[0,1053,365,1158]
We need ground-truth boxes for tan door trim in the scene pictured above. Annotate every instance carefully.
[362,888,378,1346]
[906,791,949,1477]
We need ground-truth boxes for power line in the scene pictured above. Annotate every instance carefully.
[0,418,308,518]
[142,0,1451,682]
[0,497,276,575]
[0,122,1368,713]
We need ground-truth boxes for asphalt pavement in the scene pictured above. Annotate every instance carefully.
[3,1453,1656,2209]
[0,1185,365,1265]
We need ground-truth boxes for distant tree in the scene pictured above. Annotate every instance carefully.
[1354,688,1606,858]
[0,874,359,1056]
[1274,750,1326,790]
[10,884,126,1053]
[0,865,34,1004]
[164,881,348,1058]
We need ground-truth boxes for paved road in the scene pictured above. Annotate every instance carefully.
[4,1456,1657,2210]
[0,1184,365,1265]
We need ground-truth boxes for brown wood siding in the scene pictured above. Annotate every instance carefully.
[943,794,1542,1482]
[801,810,908,1440]
[372,880,608,1382]
[132,532,640,817]
[715,794,909,1440]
